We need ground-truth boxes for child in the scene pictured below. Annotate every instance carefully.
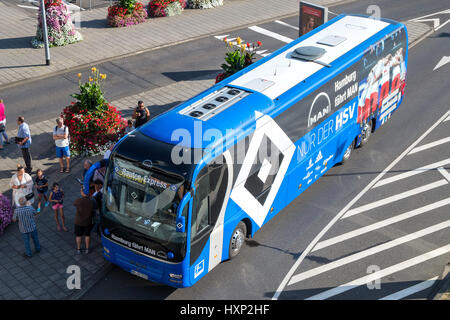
[49,182,68,232]
[35,169,49,213]
[124,119,135,134]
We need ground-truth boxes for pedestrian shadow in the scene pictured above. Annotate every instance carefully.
[0,36,34,50]
[80,18,109,29]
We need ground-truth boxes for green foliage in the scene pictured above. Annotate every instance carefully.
[71,69,108,112]
[221,50,246,77]
[119,0,136,11]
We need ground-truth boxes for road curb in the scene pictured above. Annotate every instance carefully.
[0,0,356,92]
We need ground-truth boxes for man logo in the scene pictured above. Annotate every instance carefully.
[230,111,295,227]
[308,92,331,127]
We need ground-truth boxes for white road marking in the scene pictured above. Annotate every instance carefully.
[437,167,450,183]
[248,26,294,44]
[288,220,450,286]
[272,110,450,300]
[342,179,448,219]
[305,244,450,300]
[312,198,450,252]
[433,56,450,71]
[374,158,450,188]
[409,137,450,155]
[275,20,299,31]
[379,276,439,300]
[445,115,450,122]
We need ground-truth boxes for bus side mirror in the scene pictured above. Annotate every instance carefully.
[176,216,185,233]
[176,190,192,233]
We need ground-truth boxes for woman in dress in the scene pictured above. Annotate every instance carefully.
[10,164,34,208]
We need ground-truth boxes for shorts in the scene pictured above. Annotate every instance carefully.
[52,203,63,210]
[74,224,93,237]
[56,146,70,158]
[37,188,48,194]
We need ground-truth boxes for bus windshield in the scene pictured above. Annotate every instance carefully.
[104,156,186,245]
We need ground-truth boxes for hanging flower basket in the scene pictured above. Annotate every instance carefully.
[148,0,187,17]
[107,0,148,28]
[63,68,127,156]
[31,0,83,48]
[0,194,13,235]
[188,0,223,9]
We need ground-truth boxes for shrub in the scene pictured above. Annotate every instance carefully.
[148,0,186,17]
[216,37,262,83]
[31,0,82,48]
[107,1,148,28]
[0,194,13,235]
[63,68,127,156]
[188,0,223,9]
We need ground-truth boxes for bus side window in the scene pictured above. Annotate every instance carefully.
[191,166,210,240]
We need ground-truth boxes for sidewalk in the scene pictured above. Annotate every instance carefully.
[0,0,348,89]
[0,4,433,299]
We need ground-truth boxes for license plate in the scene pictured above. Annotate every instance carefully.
[131,270,148,280]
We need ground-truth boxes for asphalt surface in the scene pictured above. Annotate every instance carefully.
[1,0,449,300]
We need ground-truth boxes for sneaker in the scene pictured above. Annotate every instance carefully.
[83,248,90,255]
[44,202,49,207]
[23,253,32,258]
[36,207,41,213]
[36,248,41,254]
[76,249,82,255]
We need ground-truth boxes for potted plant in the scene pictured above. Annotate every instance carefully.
[148,0,187,17]
[188,0,224,9]
[216,37,262,83]
[62,68,127,156]
[107,0,148,28]
[31,0,83,48]
[0,194,13,235]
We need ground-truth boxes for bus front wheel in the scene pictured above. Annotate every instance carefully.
[340,141,354,165]
[229,221,247,259]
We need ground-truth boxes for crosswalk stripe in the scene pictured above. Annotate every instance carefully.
[248,26,294,44]
[288,220,450,286]
[373,158,450,188]
[409,137,450,155]
[275,20,300,31]
[313,198,450,252]
[379,276,439,300]
[445,115,450,122]
[342,179,448,219]
[437,167,450,183]
[305,244,450,300]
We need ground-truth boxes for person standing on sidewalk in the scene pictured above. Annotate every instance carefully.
[0,99,10,150]
[49,182,68,232]
[16,116,32,174]
[10,164,34,209]
[92,179,103,238]
[13,197,41,258]
[132,101,150,128]
[53,117,71,173]
[73,188,94,255]
[35,169,49,213]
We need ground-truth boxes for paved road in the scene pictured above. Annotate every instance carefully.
[80,2,450,299]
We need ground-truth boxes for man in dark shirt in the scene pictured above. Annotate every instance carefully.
[132,100,150,128]
[73,188,94,254]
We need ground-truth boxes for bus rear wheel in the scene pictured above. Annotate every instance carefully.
[359,120,373,147]
[340,141,354,165]
[229,221,247,259]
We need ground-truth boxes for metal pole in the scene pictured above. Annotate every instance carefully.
[39,0,51,65]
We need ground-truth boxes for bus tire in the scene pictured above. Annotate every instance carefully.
[340,141,354,165]
[359,120,373,147]
[229,221,247,259]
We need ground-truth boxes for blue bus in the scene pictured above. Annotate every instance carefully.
[99,14,408,287]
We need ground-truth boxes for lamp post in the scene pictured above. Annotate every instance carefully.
[39,0,51,65]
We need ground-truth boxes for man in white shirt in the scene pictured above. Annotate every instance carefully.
[53,117,70,173]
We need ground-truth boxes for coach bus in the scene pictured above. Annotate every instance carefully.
[99,14,408,287]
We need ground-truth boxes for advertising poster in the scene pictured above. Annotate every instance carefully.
[299,1,328,36]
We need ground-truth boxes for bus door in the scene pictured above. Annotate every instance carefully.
[189,154,231,281]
